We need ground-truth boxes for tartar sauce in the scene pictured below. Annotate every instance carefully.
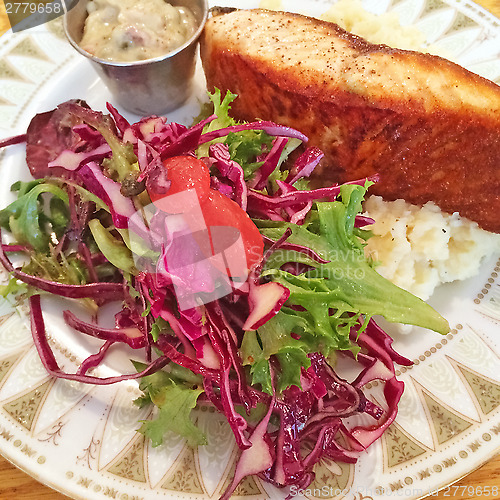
[79,0,197,62]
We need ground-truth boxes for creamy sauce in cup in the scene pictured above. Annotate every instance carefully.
[79,0,197,62]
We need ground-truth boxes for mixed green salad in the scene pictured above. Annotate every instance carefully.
[0,90,448,498]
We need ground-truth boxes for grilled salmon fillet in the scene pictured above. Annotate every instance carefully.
[200,8,500,233]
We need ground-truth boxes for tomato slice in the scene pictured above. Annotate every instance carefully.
[148,156,211,213]
[201,189,264,275]
[148,155,263,276]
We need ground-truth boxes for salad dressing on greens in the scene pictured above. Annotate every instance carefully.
[0,91,448,499]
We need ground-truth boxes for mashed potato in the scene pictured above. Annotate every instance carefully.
[363,197,500,300]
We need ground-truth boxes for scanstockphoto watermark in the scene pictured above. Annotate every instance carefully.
[266,247,369,281]
[288,485,458,498]
[126,189,370,310]
[129,190,251,311]
[4,0,79,33]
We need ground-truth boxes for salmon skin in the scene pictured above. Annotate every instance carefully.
[200,8,500,233]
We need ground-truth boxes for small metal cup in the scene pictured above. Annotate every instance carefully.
[63,0,208,116]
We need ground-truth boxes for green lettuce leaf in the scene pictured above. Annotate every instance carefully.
[68,106,138,182]
[240,313,312,395]
[0,182,69,252]
[259,184,449,335]
[22,248,87,285]
[0,275,30,299]
[198,89,304,184]
[247,183,449,393]
[133,362,206,447]
[228,129,274,179]
[138,382,206,447]
[88,219,137,275]
[203,88,238,132]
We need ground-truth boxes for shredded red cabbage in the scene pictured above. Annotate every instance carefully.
[0,96,437,499]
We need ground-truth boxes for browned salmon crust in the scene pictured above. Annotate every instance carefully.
[200,8,500,232]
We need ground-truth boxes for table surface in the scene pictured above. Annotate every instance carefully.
[0,0,499,499]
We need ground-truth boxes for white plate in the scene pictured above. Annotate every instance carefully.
[0,1,499,499]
